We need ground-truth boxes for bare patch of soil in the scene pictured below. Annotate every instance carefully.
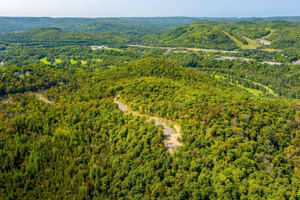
[114,96,182,153]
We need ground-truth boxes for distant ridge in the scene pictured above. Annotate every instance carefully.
[0,16,299,33]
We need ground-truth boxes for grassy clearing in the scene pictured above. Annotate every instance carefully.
[92,58,103,63]
[223,31,260,49]
[261,29,275,40]
[236,84,263,96]
[40,57,51,65]
[223,31,244,47]
[242,37,260,49]
[215,74,226,80]
[248,80,278,97]
[95,59,103,62]
[190,49,220,53]
[109,48,123,52]
[214,73,276,97]
[70,59,77,64]
[54,59,62,65]
[261,49,283,52]
[81,60,87,65]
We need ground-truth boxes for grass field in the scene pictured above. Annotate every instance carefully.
[40,57,51,65]
[242,37,260,49]
[214,73,275,97]
[223,31,244,47]
[261,48,283,52]
[223,31,260,49]
[94,59,103,62]
[261,29,275,40]
[70,59,77,64]
[224,30,283,52]
[109,48,123,52]
[251,30,282,52]
[54,59,62,64]
[236,84,263,96]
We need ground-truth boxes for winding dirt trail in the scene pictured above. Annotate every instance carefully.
[0,97,11,104]
[1,93,54,105]
[27,92,54,105]
[114,96,182,153]
[35,94,54,105]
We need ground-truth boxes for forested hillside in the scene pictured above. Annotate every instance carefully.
[1,18,300,51]
[1,43,298,99]
[145,19,300,51]
[0,17,300,199]
[0,27,136,47]
[157,23,239,50]
[0,17,200,34]
[61,21,155,35]
[0,58,299,199]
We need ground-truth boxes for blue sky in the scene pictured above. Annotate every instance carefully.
[0,0,299,17]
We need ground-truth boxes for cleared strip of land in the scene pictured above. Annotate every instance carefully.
[114,96,182,153]
[35,94,54,105]
[127,44,238,53]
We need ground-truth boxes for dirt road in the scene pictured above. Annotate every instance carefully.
[114,96,182,153]
[126,44,238,53]
[0,97,11,104]
[36,94,54,105]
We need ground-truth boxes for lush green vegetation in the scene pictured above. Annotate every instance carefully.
[1,58,299,199]
[1,17,300,52]
[0,27,137,47]
[0,43,299,99]
[139,19,300,51]
[196,58,300,99]
[158,23,239,50]
[60,20,166,36]
[0,17,300,199]
[0,17,200,34]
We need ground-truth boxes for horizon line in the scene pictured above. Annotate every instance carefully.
[0,15,299,19]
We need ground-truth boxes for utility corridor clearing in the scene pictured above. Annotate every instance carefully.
[114,96,182,153]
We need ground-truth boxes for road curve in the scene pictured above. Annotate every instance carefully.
[114,96,182,153]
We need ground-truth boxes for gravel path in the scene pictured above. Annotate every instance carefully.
[114,96,182,153]
[0,97,11,104]
[36,94,54,105]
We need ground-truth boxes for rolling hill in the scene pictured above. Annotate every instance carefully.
[147,19,300,51]
[0,58,299,199]
[0,17,201,34]
[0,27,135,47]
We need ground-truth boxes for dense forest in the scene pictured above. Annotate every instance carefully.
[1,44,298,99]
[1,18,300,52]
[0,27,138,47]
[0,17,201,34]
[148,20,300,51]
[0,17,299,199]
